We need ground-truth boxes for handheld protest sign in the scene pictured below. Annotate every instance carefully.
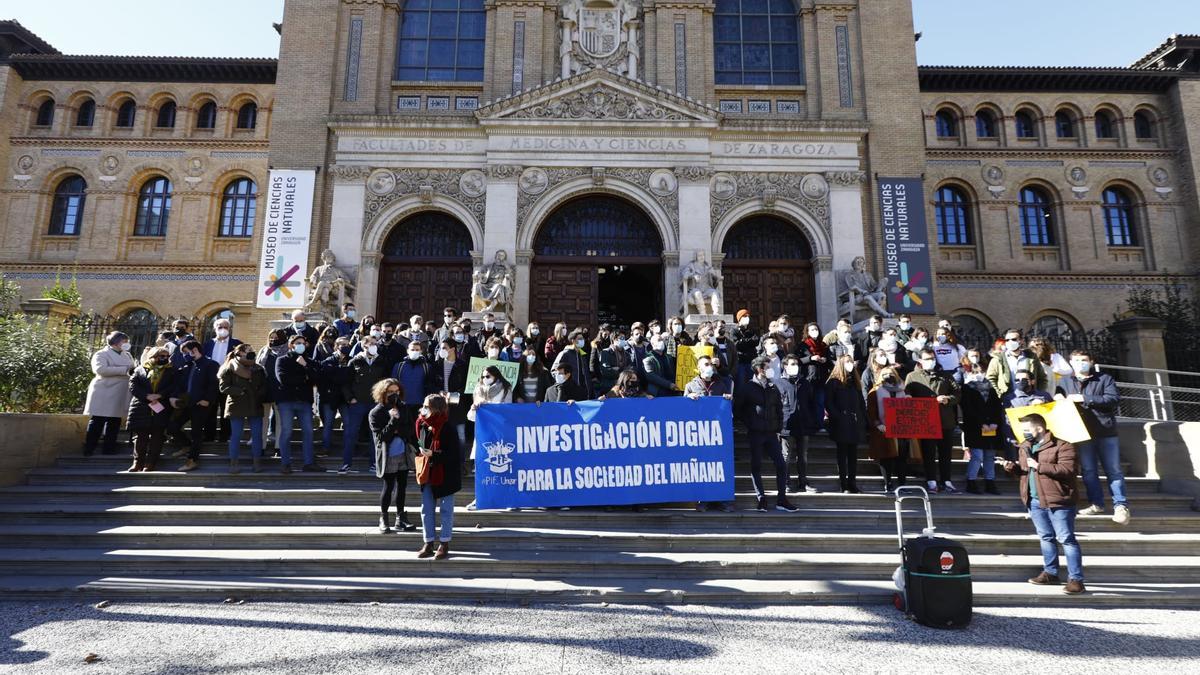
[883,397,943,440]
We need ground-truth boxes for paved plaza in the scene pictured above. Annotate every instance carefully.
[3,601,1199,674]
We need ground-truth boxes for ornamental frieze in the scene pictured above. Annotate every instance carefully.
[330,164,372,183]
[515,84,688,122]
[363,168,486,224]
[709,172,831,231]
[515,165,680,237]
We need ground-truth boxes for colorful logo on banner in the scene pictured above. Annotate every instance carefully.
[473,397,735,509]
[263,257,302,302]
[891,262,930,310]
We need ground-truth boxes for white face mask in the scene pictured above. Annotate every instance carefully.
[513,337,524,345]
[899,321,911,330]
[576,339,586,348]
[454,334,465,343]
[1006,339,1021,352]
[765,344,779,355]
[618,339,629,349]
[651,341,664,351]
[672,324,682,335]
[921,359,936,371]
[808,328,820,339]
[438,348,449,359]
[419,407,431,417]
[875,356,888,366]
[739,317,750,327]
[785,365,800,377]
[764,368,776,380]
[370,329,382,338]
[554,373,567,384]
[293,322,306,331]
[216,328,229,339]
[869,323,881,332]
[699,366,715,379]
[484,322,495,330]
[844,361,856,373]
[530,328,540,336]
[293,343,307,355]
[936,335,948,344]
[487,349,500,359]
[408,351,422,361]
[483,376,494,386]
[525,354,536,365]
[838,331,851,344]
[118,342,131,352]
[914,337,927,347]
[968,355,980,365]
[366,345,378,356]
[1072,360,1092,374]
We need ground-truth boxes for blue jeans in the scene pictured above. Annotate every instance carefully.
[342,401,374,466]
[321,402,345,452]
[227,417,263,460]
[276,401,315,467]
[421,484,454,543]
[1029,498,1083,582]
[1076,435,1127,508]
[967,448,996,480]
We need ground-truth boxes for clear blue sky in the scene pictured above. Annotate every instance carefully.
[7,1,1200,67]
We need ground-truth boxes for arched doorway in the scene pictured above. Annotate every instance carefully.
[377,212,473,321]
[721,215,816,323]
[530,196,663,329]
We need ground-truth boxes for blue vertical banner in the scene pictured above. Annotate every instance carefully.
[878,177,936,315]
[474,397,735,509]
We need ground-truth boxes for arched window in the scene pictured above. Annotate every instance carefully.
[134,176,172,236]
[219,178,257,238]
[396,0,487,82]
[75,99,95,127]
[1134,110,1156,140]
[48,175,87,236]
[1055,110,1076,138]
[195,101,217,129]
[1018,187,1055,246]
[1014,110,1038,139]
[975,109,997,138]
[1102,187,1137,247]
[935,109,958,138]
[382,212,474,258]
[1030,315,1074,339]
[1095,109,1118,139]
[950,314,993,348]
[713,0,803,86]
[155,101,176,128]
[236,102,257,129]
[35,99,55,127]
[115,99,137,128]
[934,186,972,245]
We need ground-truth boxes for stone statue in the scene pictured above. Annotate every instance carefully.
[838,255,891,323]
[680,251,722,316]
[472,250,516,315]
[304,249,356,317]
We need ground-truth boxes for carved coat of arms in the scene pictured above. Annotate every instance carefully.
[579,8,620,57]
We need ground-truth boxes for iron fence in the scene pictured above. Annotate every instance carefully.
[65,313,210,358]
[952,328,1123,366]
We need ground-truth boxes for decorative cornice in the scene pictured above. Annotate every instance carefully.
[486,164,523,180]
[10,137,269,151]
[936,271,1194,284]
[926,147,1176,161]
[329,164,372,183]
[825,171,865,187]
[0,262,256,274]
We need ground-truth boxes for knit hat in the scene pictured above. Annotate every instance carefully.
[736,309,750,322]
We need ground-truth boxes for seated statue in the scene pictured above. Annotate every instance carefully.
[680,251,723,316]
[472,250,515,315]
[838,255,891,323]
[304,249,355,317]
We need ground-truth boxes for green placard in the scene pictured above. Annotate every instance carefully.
[465,356,521,393]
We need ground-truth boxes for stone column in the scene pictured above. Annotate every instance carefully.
[485,165,523,320]
[1111,316,1169,420]
[514,248,533,326]
[813,256,836,330]
[330,169,369,313]
[357,252,382,316]
[662,251,680,319]
[827,172,866,271]
[19,298,81,327]
[674,167,712,318]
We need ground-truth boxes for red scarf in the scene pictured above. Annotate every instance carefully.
[416,411,447,453]
[803,336,828,359]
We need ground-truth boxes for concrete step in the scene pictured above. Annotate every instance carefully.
[0,483,1189,510]
[1,548,1197,582]
[3,574,1197,607]
[2,524,1197,556]
[0,502,1192,532]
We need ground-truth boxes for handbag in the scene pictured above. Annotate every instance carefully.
[415,452,443,485]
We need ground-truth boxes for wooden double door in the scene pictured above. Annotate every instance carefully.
[722,260,816,324]
[377,260,472,322]
[529,260,663,330]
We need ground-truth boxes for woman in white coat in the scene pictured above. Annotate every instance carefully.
[83,331,136,456]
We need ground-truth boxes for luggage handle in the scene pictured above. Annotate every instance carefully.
[894,485,935,551]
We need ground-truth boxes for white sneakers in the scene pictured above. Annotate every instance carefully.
[926,481,939,493]
[1078,504,1104,516]
[1113,505,1132,525]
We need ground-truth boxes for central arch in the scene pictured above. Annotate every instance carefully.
[529,195,664,329]
[721,214,817,323]
[377,211,474,321]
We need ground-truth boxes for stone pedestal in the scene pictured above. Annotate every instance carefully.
[685,314,734,330]
[464,312,510,326]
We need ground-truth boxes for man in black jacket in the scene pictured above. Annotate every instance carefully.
[176,340,219,472]
[738,357,800,513]
[543,363,587,403]
[275,334,323,473]
[283,309,320,359]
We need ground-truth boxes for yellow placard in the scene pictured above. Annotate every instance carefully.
[674,345,715,392]
[1005,401,1092,445]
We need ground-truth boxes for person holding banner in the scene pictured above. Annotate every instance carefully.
[739,357,801,512]
[1056,350,1130,525]
[414,394,460,560]
[544,362,588,403]
[866,367,918,493]
[825,354,868,493]
[551,329,594,400]
[905,348,962,494]
[514,348,552,403]
[596,328,632,394]
[600,368,651,400]
[369,378,417,533]
[469,366,513,421]
[684,355,736,512]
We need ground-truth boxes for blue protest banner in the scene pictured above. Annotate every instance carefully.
[474,397,734,509]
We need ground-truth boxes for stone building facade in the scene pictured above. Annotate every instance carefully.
[2,9,1199,344]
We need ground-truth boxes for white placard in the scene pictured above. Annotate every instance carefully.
[256,169,316,309]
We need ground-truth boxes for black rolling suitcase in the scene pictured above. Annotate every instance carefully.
[893,486,972,628]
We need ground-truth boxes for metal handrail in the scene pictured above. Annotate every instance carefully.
[1098,363,1200,378]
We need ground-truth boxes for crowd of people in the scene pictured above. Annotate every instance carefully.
[80,302,1128,578]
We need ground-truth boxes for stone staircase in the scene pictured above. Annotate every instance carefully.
[1,433,1199,606]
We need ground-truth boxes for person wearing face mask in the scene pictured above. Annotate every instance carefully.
[469,366,513,423]
[514,348,552,403]
[454,320,483,360]
[426,338,470,454]
[551,329,595,400]
[904,327,930,364]
[1004,413,1085,595]
[543,322,569,364]
[663,317,693,362]
[600,368,652,401]
[876,328,912,376]
[684,356,735,513]
[173,340,219,472]
[274,335,321,474]
[642,335,678,397]
[168,321,196,370]
[829,323,857,364]
[314,327,340,362]
[866,366,919,493]
[525,322,546,363]
[414,394,461,559]
[83,331,137,457]
[1000,369,1052,462]
[1055,350,1128,524]
[350,315,377,344]
[861,347,892,401]
[126,346,182,472]
[544,364,587,403]
[798,322,832,432]
[626,322,649,378]
[218,345,268,474]
[904,347,962,494]
[895,314,915,343]
[282,309,319,359]
[960,363,1004,494]
[759,336,784,384]
[931,327,967,384]
[432,307,459,342]
[587,324,613,384]
[369,378,418,533]
[317,338,354,457]
[855,315,885,369]
[738,357,800,512]
[334,302,359,337]
[825,354,868,493]
[779,355,817,493]
[476,312,500,343]
[986,329,1047,397]
[708,324,736,380]
[396,314,428,353]
[393,341,431,421]
[1029,337,1074,395]
[775,314,797,355]
[732,309,760,387]
[339,335,389,474]
[500,329,527,362]
[596,329,632,394]
[256,329,289,453]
